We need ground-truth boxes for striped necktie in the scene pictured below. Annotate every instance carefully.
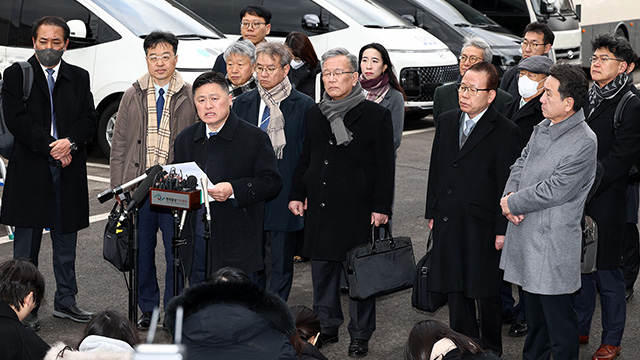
[46,68,57,139]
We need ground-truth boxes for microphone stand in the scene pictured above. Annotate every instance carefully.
[201,177,212,277]
[172,210,188,297]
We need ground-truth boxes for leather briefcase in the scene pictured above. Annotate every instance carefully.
[412,231,447,312]
[346,225,415,301]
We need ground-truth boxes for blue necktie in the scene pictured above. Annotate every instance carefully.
[157,88,165,128]
[209,131,218,137]
[260,105,270,131]
[46,69,57,139]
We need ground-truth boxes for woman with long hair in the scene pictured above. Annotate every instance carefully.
[285,31,322,101]
[405,320,500,360]
[358,43,405,155]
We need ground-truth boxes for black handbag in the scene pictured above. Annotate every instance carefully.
[581,215,598,274]
[103,202,132,272]
[345,224,415,301]
[412,231,447,312]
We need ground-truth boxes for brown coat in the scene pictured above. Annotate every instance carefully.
[110,71,197,186]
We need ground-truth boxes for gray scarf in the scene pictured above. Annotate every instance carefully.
[318,82,365,146]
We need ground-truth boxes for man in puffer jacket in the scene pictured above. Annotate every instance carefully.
[165,267,297,360]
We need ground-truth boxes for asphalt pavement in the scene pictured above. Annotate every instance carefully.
[0,115,638,360]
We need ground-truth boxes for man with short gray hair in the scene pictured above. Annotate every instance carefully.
[233,42,315,301]
[433,37,512,125]
[224,40,257,99]
[289,47,395,357]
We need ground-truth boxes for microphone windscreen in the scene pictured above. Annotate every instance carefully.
[131,165,163,205]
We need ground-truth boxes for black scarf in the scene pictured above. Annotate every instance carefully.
[587,72,628,117]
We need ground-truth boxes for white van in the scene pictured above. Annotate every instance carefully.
[174,0,460,112]
[0,0,231,155]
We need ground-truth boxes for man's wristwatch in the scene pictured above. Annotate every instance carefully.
[66,137,77,151]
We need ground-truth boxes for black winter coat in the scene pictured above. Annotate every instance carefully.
[0,303,50,360]
[425,106,521,298]
[233,88,316,232]
[289,101,395,262]
[502,92,545,146]
[165,281,297,360]
[585,83,640,269]
[1,56,97,232]
[173,112,282,274]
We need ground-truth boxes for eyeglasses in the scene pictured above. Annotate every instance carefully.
[521,40,546,49]
[254,65,282,75]
[458,84,491,96]
[590,55,624,64]
[459,55,482,63]
[147,54,174,63]
[240,21,266,29]
[321,70,356,78]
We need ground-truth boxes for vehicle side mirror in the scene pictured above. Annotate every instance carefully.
[302,14,328,34]
[401,14,417,25]
[540,0,556,14]
[67,19,87,38]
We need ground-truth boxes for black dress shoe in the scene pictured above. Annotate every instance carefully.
[316,333,339,349]
[137,312,152,330]
[348,339,369,357]
[53,305,93,323]
[508,319,528,337]
[21,312,40,331]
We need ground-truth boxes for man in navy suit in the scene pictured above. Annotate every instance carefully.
[233,42,315,300]
[1,16,97,330]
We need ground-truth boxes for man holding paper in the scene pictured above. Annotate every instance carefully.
[173,71,282,281]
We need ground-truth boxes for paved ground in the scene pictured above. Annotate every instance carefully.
[0,114,638,360]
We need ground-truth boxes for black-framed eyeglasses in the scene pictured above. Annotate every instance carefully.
[240,21,266,29]
[254,65,283,75]
[521,40,547,49]
[458,85,491,96]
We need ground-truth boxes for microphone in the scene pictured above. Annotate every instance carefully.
[201,177,211,221]
[126,165,165,213]
[97,172,148,203]
[178,210,187,237]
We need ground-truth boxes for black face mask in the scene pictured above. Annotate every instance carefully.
[35,48,65,68]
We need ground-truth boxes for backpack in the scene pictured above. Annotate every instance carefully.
[612,90,640,182]
[0,62,34,159]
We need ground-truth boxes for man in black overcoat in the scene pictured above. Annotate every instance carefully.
[233,42,315,300]
[0,16,97,329]
[289,48,395,358]
[173,71,282,281]
[425,62,521,356]
[575,34,640,360]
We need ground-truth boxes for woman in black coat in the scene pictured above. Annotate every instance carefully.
[285,32,322,101]
[165,267,297,360]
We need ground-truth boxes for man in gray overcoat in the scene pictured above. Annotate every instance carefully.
[499,64,597,360]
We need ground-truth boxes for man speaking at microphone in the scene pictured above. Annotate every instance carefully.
[173,71,282,282]
[110,30,197,329]
[1,16,97,330]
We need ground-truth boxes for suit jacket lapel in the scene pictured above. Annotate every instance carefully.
[455,106,497,160]
[29,57,49,101]
[343,101,363,128]
[244,91,261,126]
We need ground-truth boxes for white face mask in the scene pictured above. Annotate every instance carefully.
[290,59,305,69]
[518,75,544,99]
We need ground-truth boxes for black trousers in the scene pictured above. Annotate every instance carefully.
[523,291,578,360]
[448,292,502,356]
[621,222,640,291]
[311,260,375,340]
[13,165,78,309]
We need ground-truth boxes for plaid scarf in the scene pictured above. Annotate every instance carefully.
[256,76,292,159]
[359,73,390,104]
[229,76,257,99]
[587,72,628,117]
[140,71,182,168]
